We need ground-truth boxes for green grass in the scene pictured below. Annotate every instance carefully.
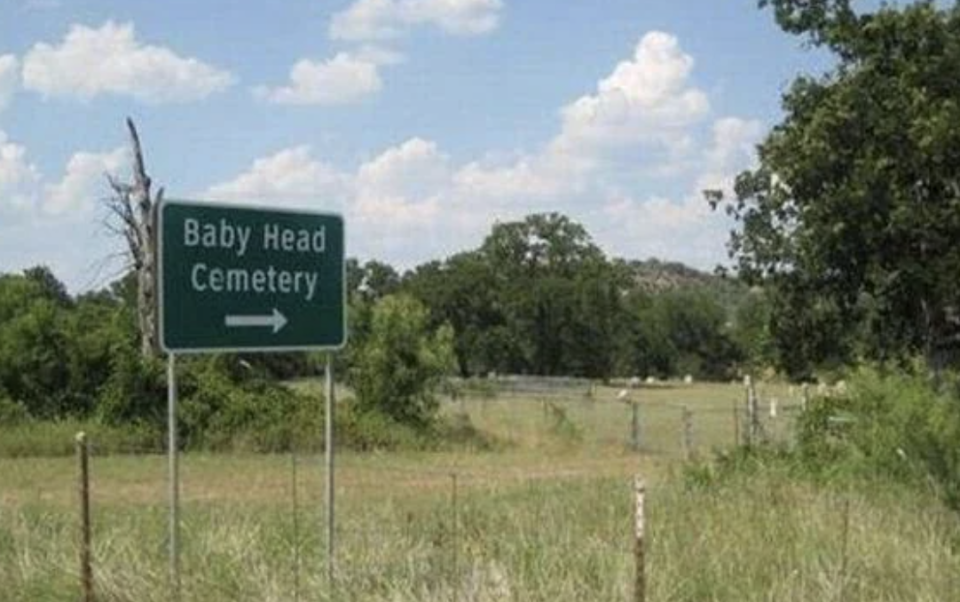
[0,419,161,458]
[0,381,957,601]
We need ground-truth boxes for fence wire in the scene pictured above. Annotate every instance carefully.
[0,381,806,601]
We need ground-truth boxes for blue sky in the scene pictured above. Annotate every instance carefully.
[0,0,830,291]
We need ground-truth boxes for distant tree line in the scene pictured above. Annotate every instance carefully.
[0,213,753,435]
[347,213,746,381]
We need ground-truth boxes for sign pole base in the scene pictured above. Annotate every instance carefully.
[325,353,336,589]
[168,353,181,601]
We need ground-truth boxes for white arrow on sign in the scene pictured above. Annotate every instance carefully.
[224,308,288,334]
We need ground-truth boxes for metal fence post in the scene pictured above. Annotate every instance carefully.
[324,353,336,591]
[167,353,181,601]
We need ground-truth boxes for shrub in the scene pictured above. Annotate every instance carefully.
[177,360,323,452]
[96,346,167,428]
[795,365,960,508]
[335,402,426,451]
[0,392,29,426]
[350,294,456,429]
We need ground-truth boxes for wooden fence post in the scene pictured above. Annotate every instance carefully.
[769,398,778,443]
[633,476,646,602]
[631,402,641,452]
[681,406,694,461]
[745,376,759,446]
[450,472,459,590]
[76,432,94,602]
[732,396,740,447]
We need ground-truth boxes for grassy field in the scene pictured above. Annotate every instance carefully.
[1,381,959,601]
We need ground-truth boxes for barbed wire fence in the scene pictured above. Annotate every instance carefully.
[5,375,813,601]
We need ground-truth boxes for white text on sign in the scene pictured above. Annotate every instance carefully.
[182,218,326,301]
[183,218,327,258]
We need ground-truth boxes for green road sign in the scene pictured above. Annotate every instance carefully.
[159,199,346,353]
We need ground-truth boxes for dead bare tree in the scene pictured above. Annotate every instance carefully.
[105,118,163,358]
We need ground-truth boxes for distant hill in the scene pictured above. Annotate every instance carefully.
[623,258,720,293]
[623,258,748,316]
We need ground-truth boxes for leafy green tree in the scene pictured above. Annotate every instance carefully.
[721,0,960,373]
[731,288,776,371]
[24,266,72,308]
[622,289,675,378]
[661,289,741,380]
[623,288,740,380]
[350,294,455,428]
[0,269,130,417]
[359,260,401,301]
[403,252,512,376]
[479,213,611,376]
[559,260,633,378]
[334,258,403,377]
[0,272,74,417]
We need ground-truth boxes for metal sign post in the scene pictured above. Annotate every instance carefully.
[324,353,335,587]
[168,353,180,600]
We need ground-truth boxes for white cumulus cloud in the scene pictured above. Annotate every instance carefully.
[554,31,709,156]
[357,137,448,198]
[205,32,765,270]
[22,21,235,103]
[330,0,503,41]
[44,147,128,215]
[592,117,763,270]
[353,138,447,250]
[701,116,763,184]
[0,55,19,112]
[0,131,41,212]
[255,52,388,106]
[455,32,712,206]
[600,190,729,269]
[205,146,348,204]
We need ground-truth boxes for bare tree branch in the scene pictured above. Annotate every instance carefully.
[127,116,151,199]
[101,117,161,357]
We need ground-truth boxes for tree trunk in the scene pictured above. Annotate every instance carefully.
[129,119,160,358]
[106,118,161,358]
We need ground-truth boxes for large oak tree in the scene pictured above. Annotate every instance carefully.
[723,0,960,374]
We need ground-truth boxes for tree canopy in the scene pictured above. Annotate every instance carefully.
[0,212,750,442]
[723,0,960,374]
